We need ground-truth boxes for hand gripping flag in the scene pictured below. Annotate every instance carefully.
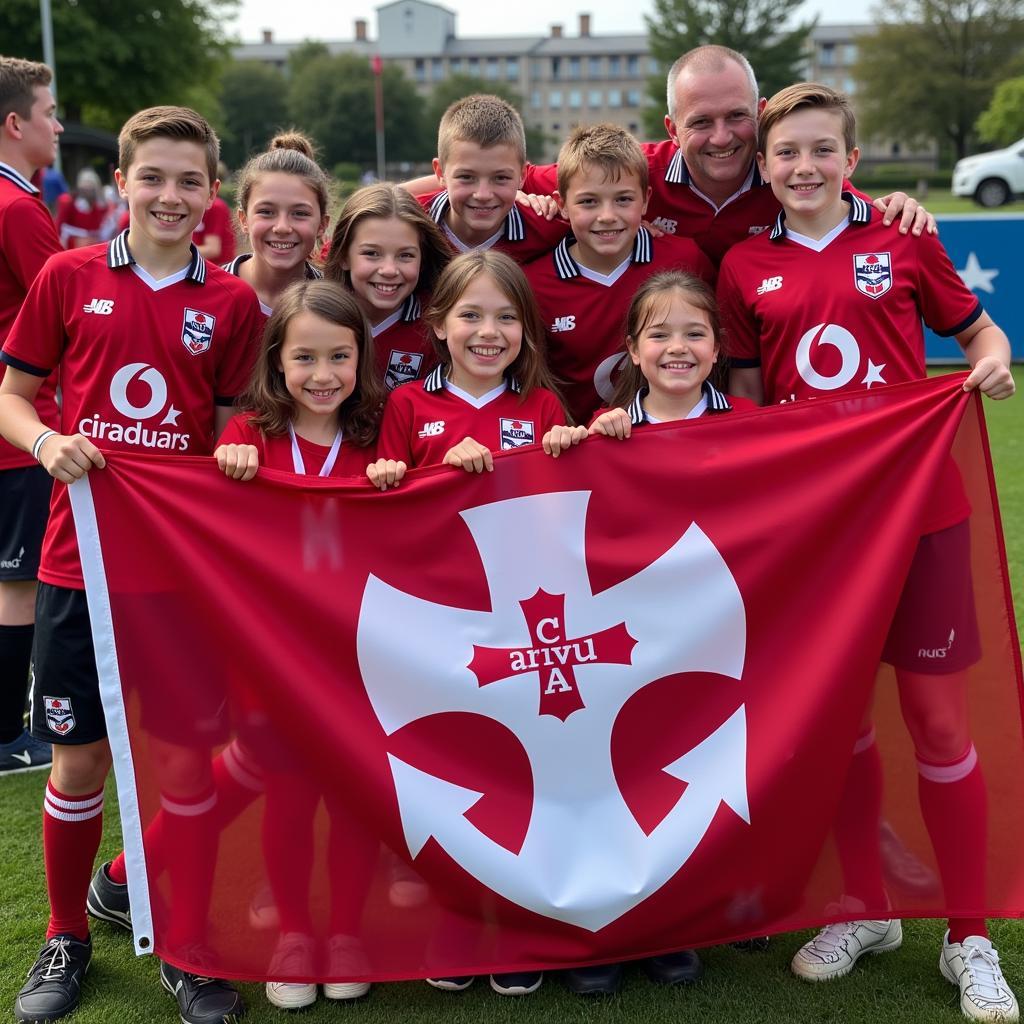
[69,374,1023,983]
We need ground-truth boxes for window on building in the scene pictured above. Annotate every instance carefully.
[589,56,603,77]
[608,88,621,107]
[552,122,561,132]
[449,57,461,73]
[609,55,620,76]
[820,43,835,66]
[844,44,858,64]
[549,89,562,108]
[626,89,641,106]
[551,56,561,79]
[588,88,602,107]
[486,57,499,80]
[628,123,638,133]
[531,90,542,108]
[468,56,479,73]
[569,89,582,108]
[506,57,519,80]
[569,56,581,79]
[648,57,659,74]
[532,59,543,79]
[627,55,639,77]
[414,58,426,83]
[431,58,443,81]
[844,76,857,95]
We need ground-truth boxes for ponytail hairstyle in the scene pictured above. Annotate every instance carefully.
[609,271,721,409]
[238,280,385,447]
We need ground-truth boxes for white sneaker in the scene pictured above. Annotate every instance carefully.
[791,916,902,981]
[940,932,1019,1022]
[265,932,316,1009]
[323,934,371,1001]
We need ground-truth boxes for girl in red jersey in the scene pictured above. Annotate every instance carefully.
[370,250,568,494]
[215,280,382,1011]
[323,183,450,392]
[216,279,382,480]
[224,133,330,314]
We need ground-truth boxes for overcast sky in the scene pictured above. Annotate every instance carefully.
[229,0,867,44]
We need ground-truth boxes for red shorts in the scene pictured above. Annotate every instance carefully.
[882,519,980,675]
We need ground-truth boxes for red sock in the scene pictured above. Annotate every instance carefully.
[325,793,379,935]
[43,781,104,940]
[833,728,887,909]
[263,774,317,935]
[917,745,988,943]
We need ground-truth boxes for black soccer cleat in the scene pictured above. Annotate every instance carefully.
[86,861,132,931]
[14,934,92,1024]
[160,957,245,1024]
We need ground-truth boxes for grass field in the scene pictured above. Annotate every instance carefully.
[2,369,1023,1024]
[918,190,1024,215]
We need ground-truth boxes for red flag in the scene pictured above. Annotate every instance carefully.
[69,374,1023,983]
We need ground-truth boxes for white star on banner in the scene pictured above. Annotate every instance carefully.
[956,252,999,294]
[862,360,887,387]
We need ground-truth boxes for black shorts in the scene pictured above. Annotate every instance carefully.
[0,464,53,582]
[30,584,229,747]
[882,519,981,675]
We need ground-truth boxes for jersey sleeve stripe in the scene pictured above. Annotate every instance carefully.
[934,300,984,338]
[0,350,50,377]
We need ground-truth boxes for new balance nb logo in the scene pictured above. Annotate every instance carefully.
[551,315,576,333]
[418,420,446,438]
[650,217,678,234]
[83,298,114,315]
[757,276,783,295]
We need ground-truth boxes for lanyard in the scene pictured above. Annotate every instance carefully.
[288,424,342,477]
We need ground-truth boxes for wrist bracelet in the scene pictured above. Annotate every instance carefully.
[31,429,57,463]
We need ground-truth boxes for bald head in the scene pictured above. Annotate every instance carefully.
[666,46,759,119]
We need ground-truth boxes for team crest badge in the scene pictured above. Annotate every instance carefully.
[181,309,216,355]
[385,350,423,390]
[853,253,892,300]
[43,696,76,735]
[500,418,535,449]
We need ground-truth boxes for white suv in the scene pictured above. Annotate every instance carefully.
[952,138,1024,207]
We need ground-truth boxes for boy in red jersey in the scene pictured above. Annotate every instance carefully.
[718,83,1016,1024]
[0,105,262,1024]
[419,94,568,264]
[523,123,714,425]
[0,57,62,778]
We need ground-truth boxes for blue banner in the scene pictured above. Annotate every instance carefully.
[927,214,1024,362]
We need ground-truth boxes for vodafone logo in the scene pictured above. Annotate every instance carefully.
[594,352,629,403]
[78,362,191,451]
[110,362,168,420]
[795,324,888,393]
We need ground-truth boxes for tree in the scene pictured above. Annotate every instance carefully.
[218,62,290,168]
[287,53,428,171]
[853,0,1024,162]
[642,0,816,137]
[425,75,547,161]
[976,76,1024,146]
[0,0,237,129]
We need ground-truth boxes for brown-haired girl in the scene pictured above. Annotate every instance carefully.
[225,132,331,314]
[216,279,383,481]
[324,183,450,391]
[369,250,570,492]
[543,271,753,459]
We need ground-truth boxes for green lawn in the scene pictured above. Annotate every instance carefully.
[2,370,1023,1023]
[920,189,1024,215]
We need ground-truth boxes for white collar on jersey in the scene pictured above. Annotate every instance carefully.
[423,362,522,396]
[665,149,766,190]
[0,161,39,194]
[371,294,422,337]
[428,191,525,243]
[221,252,323,281]
[626,379,733,425]
[552,226,653,281]
[769,190,872,242]
[107,228,205,283]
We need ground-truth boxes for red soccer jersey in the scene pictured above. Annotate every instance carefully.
[419,190,569,264]
[0,163,62,470]
[377,365,566,468]
[218,413,375,477]
[1,231,264,587]
[54,191,109,249]
[194,197,237,265]
[371,294,439,392]
[523,227,715,425]
[589,379,751,427]
[523,142,869,268]
[717,194,979,530]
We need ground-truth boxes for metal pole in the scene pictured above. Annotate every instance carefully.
[372,54,385,181]
[39,0,61,172]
